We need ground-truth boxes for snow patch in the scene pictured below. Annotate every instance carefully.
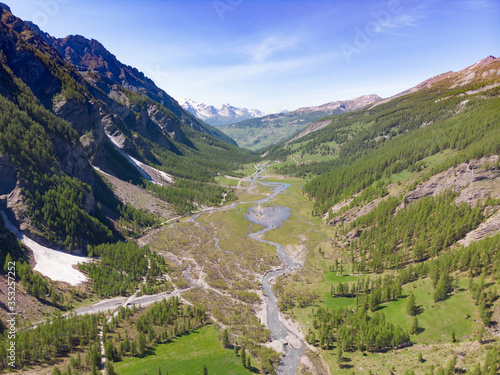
[1,211,90,286]
[106,134,174,184]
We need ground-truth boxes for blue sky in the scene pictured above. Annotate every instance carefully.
[8,0,500,113]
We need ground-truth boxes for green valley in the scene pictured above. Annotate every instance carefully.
[0,2,499,375]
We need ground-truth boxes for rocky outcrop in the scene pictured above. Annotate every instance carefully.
[406,156,500,206]
[328,155,500,246]
[26,30,236,145]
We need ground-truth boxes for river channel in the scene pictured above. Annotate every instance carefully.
[190,166,306,374]
[244,168,306,374]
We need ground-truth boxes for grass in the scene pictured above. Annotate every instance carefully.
[382,277,480,343]
[114,325,253,375]
[233,163,259,177]
[215,175,240,186]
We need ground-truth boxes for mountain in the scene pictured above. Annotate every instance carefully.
[256,56,500,374]
[218,94,381,150]
[177,98,265,126]
[265,55,500,215]
[0,5,254,252]
[25,22,236,146]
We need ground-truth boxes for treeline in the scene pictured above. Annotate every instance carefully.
[331,274,402,307]
[0,313,102,372]
[80,242,168,298]
[349,191,485,272]
[308,306,410,352]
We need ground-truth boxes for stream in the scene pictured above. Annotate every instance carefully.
[244,168,306,374]
[182,166,306,373]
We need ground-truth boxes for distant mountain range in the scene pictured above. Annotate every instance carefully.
[177,98,266,126]
[218,94,381,150]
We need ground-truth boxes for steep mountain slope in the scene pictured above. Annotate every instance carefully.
[261,56,500,374]
[0,5,254,253]
[25,22,236,146]
[219,94,381,150]
[177,98,265,126]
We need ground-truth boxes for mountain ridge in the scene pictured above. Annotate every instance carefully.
[218,94,381,150]
[177,98,266,126]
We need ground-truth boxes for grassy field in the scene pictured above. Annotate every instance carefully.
[215,175,240,186]
[382,277,481,343]
[114,325,254,375]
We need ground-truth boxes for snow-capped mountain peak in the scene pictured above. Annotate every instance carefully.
[176,98,265,126]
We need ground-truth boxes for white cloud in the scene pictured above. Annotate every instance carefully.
[235,34,303,63]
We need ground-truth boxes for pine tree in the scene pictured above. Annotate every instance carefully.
[241,347,246,367]
[411,317,419,335]
[3,253,13,273]
[445,355,456,375]
[221,329,230,348]
[477,326,485,343]
[106,361,118,375]
[406,292,418,316]
[246,356,251,369]
[138,332,147,354]
[337,344,343,368]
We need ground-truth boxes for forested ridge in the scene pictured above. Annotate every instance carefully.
[266,58,500,373]
[265,75,500,215]
[0,61,114,249]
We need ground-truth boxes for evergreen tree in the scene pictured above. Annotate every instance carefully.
[203,364,208,375]
[3,253,13,273]
[138,332,147,354]
[445,355,456,375]
[406,292,418,316]
[434,271,451,302]
[477,326,485,343]
[241,347,246,367]
[221,329,230,348]
[337,344,343,368]
[106,361,118,375]
[411,317,419,335]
